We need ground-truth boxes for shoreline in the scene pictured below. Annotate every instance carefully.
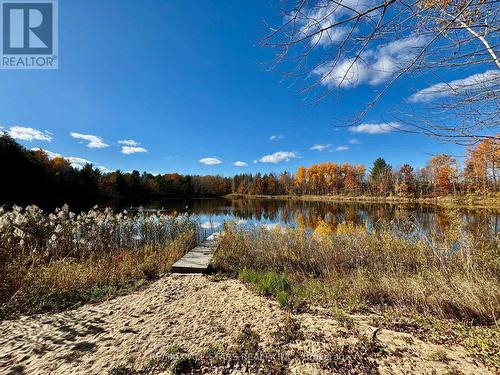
[225,193,500,209]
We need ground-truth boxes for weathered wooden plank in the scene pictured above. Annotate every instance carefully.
[171,232,220,274]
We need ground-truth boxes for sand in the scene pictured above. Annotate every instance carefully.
[0,274,493,374]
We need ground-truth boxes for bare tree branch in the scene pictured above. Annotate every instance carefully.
[260,0,500,145]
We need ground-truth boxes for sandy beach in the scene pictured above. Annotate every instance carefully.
[0,274,493,374]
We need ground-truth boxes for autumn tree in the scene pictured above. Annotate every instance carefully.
[292,162,366,195]
[344,164,365,194]
[465,136,500,193]
[255,173,264,195]
[279,172,294,194]
[436,165,454,194]
[307,164,323,194]
[427,154,459,194]
[396,164,416,196]
[51,157,72,172]
[295,166,308,194]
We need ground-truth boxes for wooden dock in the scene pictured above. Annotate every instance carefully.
[171,232,220,274]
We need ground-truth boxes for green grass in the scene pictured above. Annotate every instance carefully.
[238,269,291,307]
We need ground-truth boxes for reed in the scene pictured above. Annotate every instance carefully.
[0,205,198,317]
[214,219,500,324]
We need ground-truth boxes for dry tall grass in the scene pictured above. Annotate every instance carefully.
[0,205,198,317]
[214,220,500,324]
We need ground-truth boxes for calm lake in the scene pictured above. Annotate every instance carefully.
[131,197,500,239]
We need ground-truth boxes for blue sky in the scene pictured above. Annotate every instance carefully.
[0,0,485,176]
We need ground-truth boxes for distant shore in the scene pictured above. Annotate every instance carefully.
[225,193,500,209]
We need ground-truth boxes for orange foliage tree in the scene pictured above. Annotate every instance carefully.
[427,154,458,195]
[465,136,499,193]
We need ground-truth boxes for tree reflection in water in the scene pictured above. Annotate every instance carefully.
[134,197,500,240]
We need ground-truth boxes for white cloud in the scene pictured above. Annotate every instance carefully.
[7,126,52,142]
[407,70,500,103]
[199,157,222,165]
[298,0,375,47]
[349,122,400,134]
[314,58,368,88]
[313,35,427,88]
[336,146,350,151]
[121,146,147,154]
[310,143,331,152]
[257,151,299,164]
[97,165,112,173]
[349,138,361,144]
[70,132,108,148]
[270,134,284,141]
[66,156,93,169]
[234,161,248,167]
[118,139,139,146]
[118,139,147,154]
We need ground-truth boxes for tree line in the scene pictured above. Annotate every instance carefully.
[0,134,231,208]
[1,134,498,208]
[233,137,499,197]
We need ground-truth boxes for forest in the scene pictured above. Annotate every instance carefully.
[1,133,498,208]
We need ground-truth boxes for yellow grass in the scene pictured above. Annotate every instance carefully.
[214,220,500,324]
[0,206,198,318]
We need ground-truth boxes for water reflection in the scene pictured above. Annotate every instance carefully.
[128,197,500,239]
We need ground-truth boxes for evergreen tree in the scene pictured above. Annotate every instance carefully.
[370,158,391,181]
